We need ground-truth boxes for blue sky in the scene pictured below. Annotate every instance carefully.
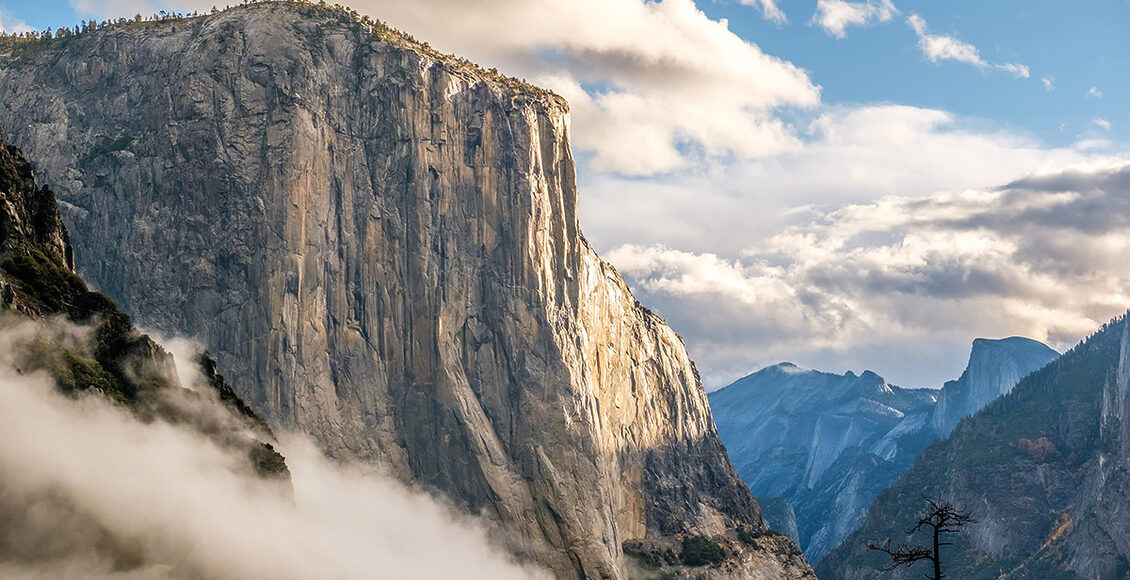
[709,0,1128,146]
[3,0,1129,389]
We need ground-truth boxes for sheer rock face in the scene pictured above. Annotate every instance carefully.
[931,337,1061,435]
[1068,319,1130,577]
[0,5,809,578]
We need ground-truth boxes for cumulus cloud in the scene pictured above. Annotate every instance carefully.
[812,0,897,38]
[606,160,1130,389]
[907,14,1028,78]
[1087,86,1104,100]
[579,106,1124,387]
[0,318,545,580]
[1093,117,1113,131]
[70,0,820,176]
[581,104,1107,254]
[738,0,788,24]
[1042,76,1055,91]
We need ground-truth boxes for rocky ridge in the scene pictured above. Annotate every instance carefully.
[0,3,811,577]
[817,315,1130,579]
[709,337,1058,564]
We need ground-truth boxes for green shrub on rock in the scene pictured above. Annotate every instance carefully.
[681,535,726,566]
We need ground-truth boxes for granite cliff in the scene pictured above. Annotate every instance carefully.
[818,315,1130,579]
[0,4,811,577]
[709,337,1058,564]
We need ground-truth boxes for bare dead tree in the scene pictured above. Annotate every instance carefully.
[867,497,976,580]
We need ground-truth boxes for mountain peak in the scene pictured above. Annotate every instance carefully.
[968,336,1059,367]
[965,336,1060,385]
[820,315,1130,579]
[931,336,1060,436]
[859,369,883,381]
[767,361,806,373]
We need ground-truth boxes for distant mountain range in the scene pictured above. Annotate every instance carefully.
[709,337,1059,563]
[819,314,1130,579]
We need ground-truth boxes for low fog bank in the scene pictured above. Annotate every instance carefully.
[0,319,546,579]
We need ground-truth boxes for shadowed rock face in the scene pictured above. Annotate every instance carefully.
[0,4,810,578]
[709,338,1058,564]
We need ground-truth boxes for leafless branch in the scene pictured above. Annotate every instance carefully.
[867,540,934,571]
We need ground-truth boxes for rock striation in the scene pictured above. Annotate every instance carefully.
[0,4,811,578]
[709,338,1058,564]
[817,315,1130,579]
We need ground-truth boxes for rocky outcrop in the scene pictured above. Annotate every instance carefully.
[931,337,1061,435]
[0,4,809,577]
[709,338,1058,564]
[0,132,290,570]
[0,130,72,273]
[758,498,801,545]
[817,315,1130,580]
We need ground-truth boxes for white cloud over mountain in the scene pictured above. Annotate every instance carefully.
[580,105,1106,253]
[0,319,546,579]
[578,104,1125,389]
[359,0,826,174]
[606,159,1130,388]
